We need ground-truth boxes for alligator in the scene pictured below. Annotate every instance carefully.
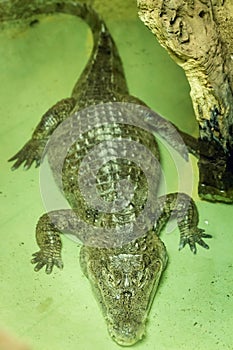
[1,1,211,346]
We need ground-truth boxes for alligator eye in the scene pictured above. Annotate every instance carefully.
[137,271,148,288]
[108,274,115,284]
[154,259,162,270]
[102,268,122,287]
[131,271,140,285]
[102,268,113,283]
[112,271,122,287]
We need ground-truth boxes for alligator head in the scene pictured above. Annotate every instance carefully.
[80,232,168,346]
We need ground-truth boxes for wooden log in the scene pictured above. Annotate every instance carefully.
[137,0,233,202]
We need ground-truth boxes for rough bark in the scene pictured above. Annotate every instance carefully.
[137,0,233,203]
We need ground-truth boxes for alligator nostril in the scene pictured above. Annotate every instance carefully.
[122,291,132,299]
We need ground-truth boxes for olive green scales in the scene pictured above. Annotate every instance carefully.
[1,1,211,346]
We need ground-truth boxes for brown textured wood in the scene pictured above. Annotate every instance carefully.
[138,0,233,202]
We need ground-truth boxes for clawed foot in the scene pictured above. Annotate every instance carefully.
[9,139,45,170]
[179,228,212,254]
[31,250,63,274]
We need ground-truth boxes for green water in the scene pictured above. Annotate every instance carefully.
[0,5,232,350]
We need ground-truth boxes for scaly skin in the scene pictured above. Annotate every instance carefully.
[2,1,211,346]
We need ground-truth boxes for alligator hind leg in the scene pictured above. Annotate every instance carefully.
[120,93,199,158]
[156,192,212,254]
[9,97,75,170]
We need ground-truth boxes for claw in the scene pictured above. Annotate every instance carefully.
[33,261,46,272]
[200,233,212,239]
[199,240,210,249]
[189,241,197,254]
[9,158,23,171]
[179,238,187,250]
[31,250,63,274]
[9,139,45,170]
[45,264,53,275]
[179,228,212,254]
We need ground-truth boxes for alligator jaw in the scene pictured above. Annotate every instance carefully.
[108,320,145,347]
[80,231,168,346]
[105,254,165,346]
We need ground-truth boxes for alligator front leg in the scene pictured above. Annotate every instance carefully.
[31,209,82,274]
[9,97,75,170]
[31,213,64,274]
[156,192,212,254]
